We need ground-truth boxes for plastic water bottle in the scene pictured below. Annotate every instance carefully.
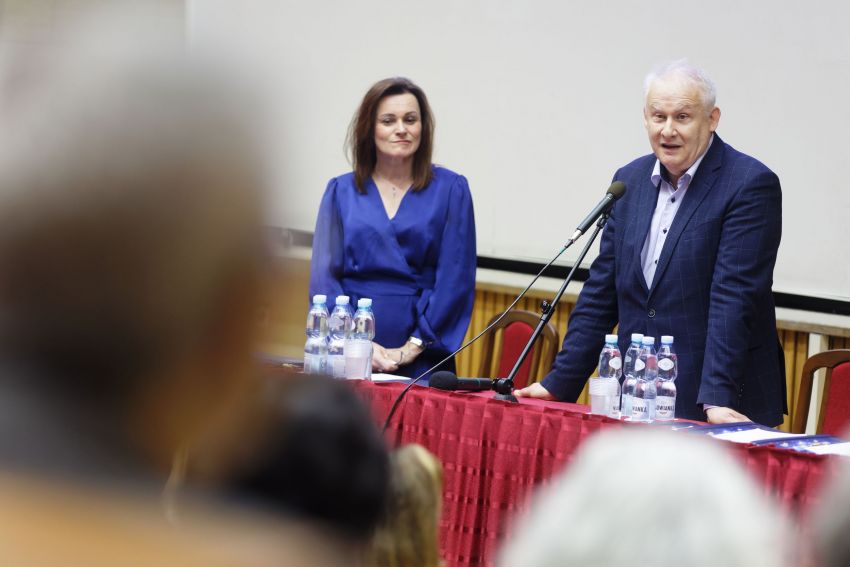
[655,335,678,421]
[327,295,354,379]
[620,333,644,420]
[345,298,375,379]
[304,294,329,375]
[590,334,622,417]
[629,336,657,422]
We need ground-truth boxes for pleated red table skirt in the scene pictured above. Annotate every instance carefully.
[356,381,838,567]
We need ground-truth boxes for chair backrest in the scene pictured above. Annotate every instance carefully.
[476,310,559,390]
[791,349,850,435]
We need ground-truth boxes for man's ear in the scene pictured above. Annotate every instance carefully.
[709,106,721,132]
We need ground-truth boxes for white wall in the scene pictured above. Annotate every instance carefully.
[188,0,850,302]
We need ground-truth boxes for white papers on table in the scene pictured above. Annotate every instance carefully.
[805,442,850,456]
[349,373,413,383]
[710,428,805,444]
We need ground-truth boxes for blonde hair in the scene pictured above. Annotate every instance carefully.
[364,444,443,567]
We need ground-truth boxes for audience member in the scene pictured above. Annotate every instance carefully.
[811,442,850,567]
[0,7,347,565]
[499,429,790,567]
[224,374,390,542]
[363,443,444,567]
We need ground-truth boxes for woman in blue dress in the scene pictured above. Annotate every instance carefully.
[310,77,476,380]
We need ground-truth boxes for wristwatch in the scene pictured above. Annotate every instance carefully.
[407,336,424,349]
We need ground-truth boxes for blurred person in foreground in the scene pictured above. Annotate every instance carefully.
[516,60,785,426]
[499,429,790,567]
[362,443,443,567]
[222,374,390,545]
[811,439,850,567]
[0,8,346,566]
[309,77,476,381]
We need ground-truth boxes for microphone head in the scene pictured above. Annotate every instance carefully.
[429,371,458,390]
[607,181,627,200]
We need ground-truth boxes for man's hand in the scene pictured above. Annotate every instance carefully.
[513,382,556,400]
[705,406,750,424]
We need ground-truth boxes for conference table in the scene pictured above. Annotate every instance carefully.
[355,380,841,567]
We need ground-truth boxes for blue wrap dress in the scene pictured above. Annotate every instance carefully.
[309,166,476,380]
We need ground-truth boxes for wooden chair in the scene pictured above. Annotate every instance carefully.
[476,310,560,390]
[791,349,850,434]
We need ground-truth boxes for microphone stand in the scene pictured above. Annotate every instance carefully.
[493,212,611,402]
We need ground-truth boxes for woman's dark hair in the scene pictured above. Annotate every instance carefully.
[347,77,435,193]
[225,375,390,541]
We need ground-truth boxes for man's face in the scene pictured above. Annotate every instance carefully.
[643,76,720,181]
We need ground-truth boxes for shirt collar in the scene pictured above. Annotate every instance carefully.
[651,134,715,190]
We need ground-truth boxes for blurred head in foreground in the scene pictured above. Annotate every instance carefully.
[0,8,270,483]
[499,429,789,567]
[225,374,390,542]
[812,438,850,567]
[363,443,443,567]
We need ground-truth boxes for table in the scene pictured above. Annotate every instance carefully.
[356,381,840,567]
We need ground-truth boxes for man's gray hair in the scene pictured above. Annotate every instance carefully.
[644,59,717,112]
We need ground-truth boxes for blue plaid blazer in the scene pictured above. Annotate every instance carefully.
[541,135,786,426]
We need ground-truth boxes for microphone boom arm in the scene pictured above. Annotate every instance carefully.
[493,212,611,402]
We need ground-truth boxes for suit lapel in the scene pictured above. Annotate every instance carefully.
[648,136,726,298]
[631,170,659,295]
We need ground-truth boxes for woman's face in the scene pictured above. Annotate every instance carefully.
[374,93,421,162]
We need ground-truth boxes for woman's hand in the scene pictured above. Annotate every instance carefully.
[372,342,399,373]
[385,340,425,367]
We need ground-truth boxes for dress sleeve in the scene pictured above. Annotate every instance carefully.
[412,175,477,354]
[309,178,346,304]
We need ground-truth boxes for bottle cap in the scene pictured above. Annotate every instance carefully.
[335,295,350,305]
[312,294,327,304]
[661,335,674,344]
[357,298,372,308]
[642,336,655,345]
[605,334,618,343]
[631,333,644,343]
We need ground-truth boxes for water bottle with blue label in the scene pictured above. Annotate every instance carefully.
[620,333,644,420]
[655,335,678,421]
[304,294,329,375]
[590,334,622,417]
[345,298,375,379]
[629,336,657,422]
[327,295,354,378]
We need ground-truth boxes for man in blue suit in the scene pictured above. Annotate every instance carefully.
[516,61,785,426]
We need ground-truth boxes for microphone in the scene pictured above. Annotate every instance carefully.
[429,371,496,392]
[567,181,627,244]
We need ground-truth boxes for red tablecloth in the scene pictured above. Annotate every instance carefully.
[356,381,840,567]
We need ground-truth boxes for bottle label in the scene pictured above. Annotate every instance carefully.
[608,357,622,370]
[635,359,646,371]
[610,396,620,418]
[655,396,676,420]
[630,398,648,421]
[658,358,675,371]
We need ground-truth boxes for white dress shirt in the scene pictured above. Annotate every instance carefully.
[641,135,714,287]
